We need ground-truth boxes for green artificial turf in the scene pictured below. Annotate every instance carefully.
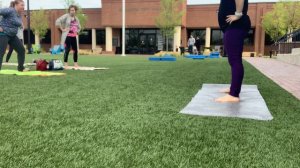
[0,54,299,167]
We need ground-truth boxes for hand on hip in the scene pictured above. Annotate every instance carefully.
[226,15,241,24]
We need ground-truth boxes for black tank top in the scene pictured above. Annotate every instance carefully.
[218,0,251,32]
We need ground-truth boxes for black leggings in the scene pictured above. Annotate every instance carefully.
[0,35,25,71]
[6,39,23,62]
[64,36,78,63]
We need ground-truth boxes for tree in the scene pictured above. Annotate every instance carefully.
[262,0,300,43]
[281,0,300,41]
[62,0,88,32]
[155,0,184,51]
[31,9,49,45]
[262,5,286,44]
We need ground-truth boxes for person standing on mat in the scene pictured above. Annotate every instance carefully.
[0,0,27,72]
[6,25,24,62]
[55,5,81,69]
[216,0,251,102]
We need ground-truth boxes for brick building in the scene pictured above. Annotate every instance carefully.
[22,0,275,55]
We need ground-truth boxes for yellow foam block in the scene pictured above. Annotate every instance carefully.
[0,70,66,77]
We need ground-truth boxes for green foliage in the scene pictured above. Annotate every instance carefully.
[30,9,49,40]
[282,0,300,33]
[76,8,88,31]
[155,0,184,51]
[62,0,88,32]
[155,0,184,38]
[262,0,300,42]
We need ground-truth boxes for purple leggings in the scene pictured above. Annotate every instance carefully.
[223,28,247,97]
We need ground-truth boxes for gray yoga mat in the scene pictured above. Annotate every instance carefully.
[180,84,273,121]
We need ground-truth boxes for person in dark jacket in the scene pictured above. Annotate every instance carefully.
[5,0,24,63]
[195,36,201,54]
[216,0,251,102]
[0,0,27,71]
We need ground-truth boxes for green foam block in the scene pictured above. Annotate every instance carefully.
[0,70,66,77]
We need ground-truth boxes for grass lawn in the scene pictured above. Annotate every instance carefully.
[0,54,299,167]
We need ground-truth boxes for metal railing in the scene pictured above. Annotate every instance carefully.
[276,29,300,54]
[278,42,300,54]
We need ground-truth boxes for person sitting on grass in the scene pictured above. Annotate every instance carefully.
[0,0,28,72]
[55,5,81,69]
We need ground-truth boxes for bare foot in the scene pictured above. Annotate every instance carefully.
[74,63,79,68]
[215,94,240,103]
[220,88,230,93]
[64,63,69,70]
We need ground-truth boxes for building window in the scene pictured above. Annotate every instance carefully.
[293,32,300,42]
[211,29,224,45]
[209,29,254,46]
[265,33,274,45]
[113,37,119,47]
[125,29,161,54]
[23,29,35,45]
[41,29,51,44]
[188,29,206,45]
[126,29,139,49]
[244,29,255,45]
[79,29,92,44]
[96,29,105,45]
[163,37,173,52]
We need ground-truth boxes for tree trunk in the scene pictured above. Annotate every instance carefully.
[35,33,40,46]
[166,37,169,51]
[287,29,293,42]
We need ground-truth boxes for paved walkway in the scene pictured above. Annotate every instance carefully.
[244,57,300,100]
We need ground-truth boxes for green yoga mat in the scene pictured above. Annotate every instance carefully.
[0,70,66,77]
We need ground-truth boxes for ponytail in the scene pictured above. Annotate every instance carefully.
[10,1,15,7]
[10,0,24,8]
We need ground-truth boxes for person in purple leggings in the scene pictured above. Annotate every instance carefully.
[216,0,251,103]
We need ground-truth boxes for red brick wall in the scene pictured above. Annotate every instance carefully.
[23,2,275,54]
[101,0,187,28]
[24,9,102,49]
[186,3,274,54]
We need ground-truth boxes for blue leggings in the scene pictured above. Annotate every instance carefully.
[223,28,247,97]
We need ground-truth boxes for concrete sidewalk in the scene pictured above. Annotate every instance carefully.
[244,57,300,100]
